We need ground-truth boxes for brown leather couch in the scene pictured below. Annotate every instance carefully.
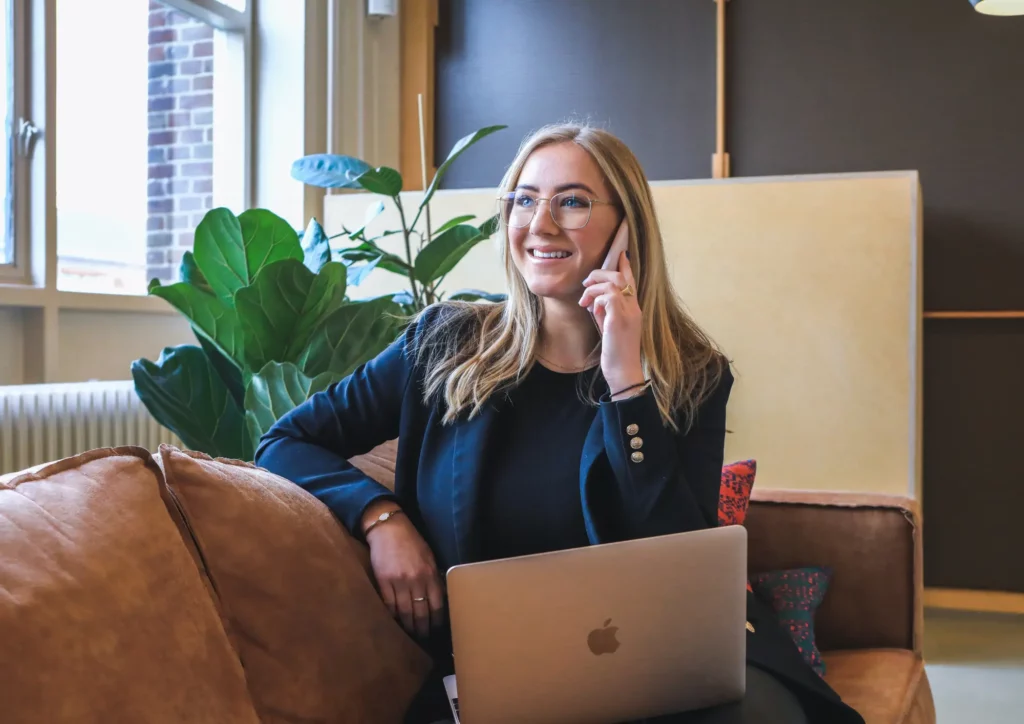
[0,443,934,724]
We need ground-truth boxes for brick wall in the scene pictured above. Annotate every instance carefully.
[147,1,214,283]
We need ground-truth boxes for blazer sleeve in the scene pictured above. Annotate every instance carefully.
[600,364,734,539]
[253,317,423,536]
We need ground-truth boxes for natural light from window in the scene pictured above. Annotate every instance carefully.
[56,0,240,295]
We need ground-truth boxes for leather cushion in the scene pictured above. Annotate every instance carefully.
[0,448,260,724]
[157,444,433,724]
[823,649,936,724]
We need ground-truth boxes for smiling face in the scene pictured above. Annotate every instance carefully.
[506,142,621,303]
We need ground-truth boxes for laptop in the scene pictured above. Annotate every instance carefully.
[445,525,748,724]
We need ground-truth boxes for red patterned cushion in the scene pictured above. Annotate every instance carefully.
[718,460,757,592]
[718,459,756,526]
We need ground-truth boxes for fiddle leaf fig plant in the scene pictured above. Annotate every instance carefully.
[133,124,507,462]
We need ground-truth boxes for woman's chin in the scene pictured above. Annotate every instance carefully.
[526,281,582,305]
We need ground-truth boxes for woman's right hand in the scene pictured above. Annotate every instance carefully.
[362,502,446,639]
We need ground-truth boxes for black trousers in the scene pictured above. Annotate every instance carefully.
[406,663,808,724]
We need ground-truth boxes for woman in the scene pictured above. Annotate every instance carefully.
[255,124,863,724]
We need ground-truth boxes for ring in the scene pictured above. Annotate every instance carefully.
[412,596,428,603]
[621,283,635,297]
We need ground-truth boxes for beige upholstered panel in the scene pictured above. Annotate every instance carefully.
[325,171,922,497]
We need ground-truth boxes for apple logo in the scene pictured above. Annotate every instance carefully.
[587,618,621,655]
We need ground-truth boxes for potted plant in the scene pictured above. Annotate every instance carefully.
[132,125,506,461]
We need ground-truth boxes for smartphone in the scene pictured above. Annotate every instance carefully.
[587,219,630,323]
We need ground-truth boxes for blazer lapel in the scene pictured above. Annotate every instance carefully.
[451,400,501,564]
[579,413,606,545]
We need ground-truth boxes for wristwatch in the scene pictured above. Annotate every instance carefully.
[363,508,404,537]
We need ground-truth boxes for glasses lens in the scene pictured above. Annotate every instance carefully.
[500,192,536,228]
[550,192,592,230]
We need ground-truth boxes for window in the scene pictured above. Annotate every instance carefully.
[0,0,22,276]
[55,0,248,294]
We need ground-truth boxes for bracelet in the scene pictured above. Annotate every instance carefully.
[609,380,651,398]
[362,508,404,538]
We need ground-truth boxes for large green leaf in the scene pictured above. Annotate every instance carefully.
[179,251,212,293]
[234,259,347,372]
[301,218,331,273]
[414,125,506,225]
[150,279,244,363]
[298,296,404,379]
[192,208,302,301]
[243,362,338,454]
[356,167,403,197]
[337,242,411,277]
[413,223,487,284]
[132,345,251,461]
[195,331,245,408]
[433,214,476,237]
[291,154,372,189]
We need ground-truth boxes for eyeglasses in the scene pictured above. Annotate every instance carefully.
[497,191,617,230]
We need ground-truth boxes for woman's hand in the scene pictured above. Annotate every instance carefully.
[578,251,645,396]
[362,503,445,639]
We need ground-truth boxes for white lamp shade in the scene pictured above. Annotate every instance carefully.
[971,0,1024,15]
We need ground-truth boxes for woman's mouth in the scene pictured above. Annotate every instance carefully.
[528,249,573,260]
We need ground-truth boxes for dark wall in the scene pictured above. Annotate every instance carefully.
[435,0,717,188]
[435,0,1024,592]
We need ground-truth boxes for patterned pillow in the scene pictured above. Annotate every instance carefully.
[719,459,756,526]
[750,567,833,677]
[718,460,757,592]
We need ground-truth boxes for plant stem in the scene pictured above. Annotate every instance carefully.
[393,196,420,305]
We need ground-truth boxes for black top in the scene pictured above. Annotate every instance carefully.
[478,363,598,561]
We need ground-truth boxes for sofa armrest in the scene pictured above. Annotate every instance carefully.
[745,489,923,656]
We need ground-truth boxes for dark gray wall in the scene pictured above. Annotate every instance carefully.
[435,0,1024,592]
[435,0,717,188]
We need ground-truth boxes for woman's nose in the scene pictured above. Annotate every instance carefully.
[529,201,559,236]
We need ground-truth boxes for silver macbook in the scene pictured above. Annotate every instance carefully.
[445,525,748,724]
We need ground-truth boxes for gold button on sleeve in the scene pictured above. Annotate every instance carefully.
[630,451,644,464]
[630,437,643,450]
[626,423,639,436]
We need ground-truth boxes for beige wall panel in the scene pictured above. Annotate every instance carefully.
[325,171,922,497]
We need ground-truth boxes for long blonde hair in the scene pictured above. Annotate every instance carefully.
[416,123,725,431]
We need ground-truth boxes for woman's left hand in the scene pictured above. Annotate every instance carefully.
[579,251,645,395]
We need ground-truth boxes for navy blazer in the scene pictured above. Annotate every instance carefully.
[255,306,862,724]
[255,306,730,572]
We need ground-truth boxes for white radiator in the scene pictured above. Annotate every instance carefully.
[0,381,182,475]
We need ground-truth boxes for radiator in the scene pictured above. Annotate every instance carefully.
[0,381,182,475]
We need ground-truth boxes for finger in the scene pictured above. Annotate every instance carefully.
[619,251,636,287]
[380,581,398,619]
[593,294,611,335]
[395,588,416,634]
[582,269,626,288]
[427,574,446,629]
[579,281,622,309]
[411,591,431,638]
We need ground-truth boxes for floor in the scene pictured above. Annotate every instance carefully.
[923,608,1024,722]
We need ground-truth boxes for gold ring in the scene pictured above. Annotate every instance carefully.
[412,597,427,603]
[621,283,635,297]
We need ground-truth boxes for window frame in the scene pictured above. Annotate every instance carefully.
[0,0,31,282]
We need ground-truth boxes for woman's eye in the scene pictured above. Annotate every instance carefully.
[514,195,536,208]
[560,194,586,208]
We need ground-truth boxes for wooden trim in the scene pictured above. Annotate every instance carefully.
[925,587,1024,615]
[924,311,1024,319]
[399,0,437,190]
[711,0,730,179]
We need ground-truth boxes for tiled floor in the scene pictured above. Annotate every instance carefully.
[923,609,1024,722]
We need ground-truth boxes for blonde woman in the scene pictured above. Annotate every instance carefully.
[256,124,862,724]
